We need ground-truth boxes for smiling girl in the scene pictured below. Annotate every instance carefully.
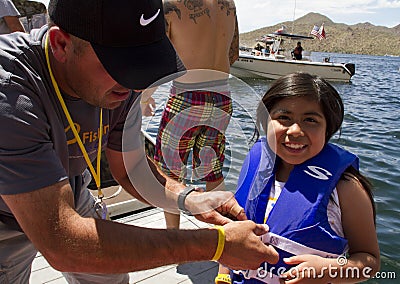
[215,72,380,284]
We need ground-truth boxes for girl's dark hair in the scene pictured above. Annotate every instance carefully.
[255,72,375,221]
[256,72,343,142]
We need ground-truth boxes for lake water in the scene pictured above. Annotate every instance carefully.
[142,52,400,283]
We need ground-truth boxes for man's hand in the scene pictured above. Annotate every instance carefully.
[185,190,246,225]
[219,221,279,270]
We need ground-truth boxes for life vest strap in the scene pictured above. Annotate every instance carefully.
[233,233,343,282]
[262,232,341,258]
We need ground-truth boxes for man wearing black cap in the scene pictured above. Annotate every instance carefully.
[0,0,278,283]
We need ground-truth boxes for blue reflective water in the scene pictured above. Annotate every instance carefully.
[142,53,400,282]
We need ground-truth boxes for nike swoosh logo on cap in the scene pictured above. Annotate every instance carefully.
[140,9,160,26]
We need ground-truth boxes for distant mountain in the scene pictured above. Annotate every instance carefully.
[394,24,400,34]
[239,12,400,56]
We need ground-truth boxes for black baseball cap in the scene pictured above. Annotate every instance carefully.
[48,0,185,90]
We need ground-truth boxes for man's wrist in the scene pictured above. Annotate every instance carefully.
[177,185,197,215]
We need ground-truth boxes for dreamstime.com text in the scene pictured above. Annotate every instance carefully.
[256,255,397,280]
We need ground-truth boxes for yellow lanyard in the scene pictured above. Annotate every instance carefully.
[45,35,104,198]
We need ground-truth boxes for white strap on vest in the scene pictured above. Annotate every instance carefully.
[234,232,342,283]
[262,232,341,258]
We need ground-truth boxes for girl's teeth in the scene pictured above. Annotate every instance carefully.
[286,144,304,149]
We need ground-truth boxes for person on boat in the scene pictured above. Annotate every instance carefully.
[0,0,25,34]
[292,41,303,60]
[215,72,380,284]
[254,42,263,52]
[0,0,279,283]
[265,45,271,55]
[142,0,239,229]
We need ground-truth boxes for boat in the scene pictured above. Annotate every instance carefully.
[230,31,355,82]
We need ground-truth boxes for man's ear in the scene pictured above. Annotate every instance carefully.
[47,27,71,63]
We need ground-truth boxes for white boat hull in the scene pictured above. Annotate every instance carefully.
[231,54,355,82]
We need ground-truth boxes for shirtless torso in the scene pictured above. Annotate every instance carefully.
[163,0,238,75]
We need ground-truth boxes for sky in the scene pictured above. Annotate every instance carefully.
[31,0,399,32]
[236,0,400,32]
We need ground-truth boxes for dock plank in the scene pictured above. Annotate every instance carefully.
[30,266,64,284]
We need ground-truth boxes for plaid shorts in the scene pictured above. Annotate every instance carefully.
[154,81,232,182]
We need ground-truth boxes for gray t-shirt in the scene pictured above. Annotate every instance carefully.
[0,26,142,214]
[0,0,20,34]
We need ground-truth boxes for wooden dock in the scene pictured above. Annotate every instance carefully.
[30,206,219,283]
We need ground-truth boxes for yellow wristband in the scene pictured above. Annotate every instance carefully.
[140,99,150,104]
[211,225,225,261]
[215,273,231,284]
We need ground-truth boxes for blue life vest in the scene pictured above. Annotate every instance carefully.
[233,138,359,283]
